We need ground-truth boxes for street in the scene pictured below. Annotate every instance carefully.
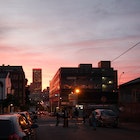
[35,115,140,140]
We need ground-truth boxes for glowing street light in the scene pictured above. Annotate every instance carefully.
[75,88,80,94]
[69,88,80,106]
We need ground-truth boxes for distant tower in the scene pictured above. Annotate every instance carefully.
[32,68,42,93]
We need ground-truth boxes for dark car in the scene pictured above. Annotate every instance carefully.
[89,109,119,128]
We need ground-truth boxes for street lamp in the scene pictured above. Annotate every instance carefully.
[10,104,13,112]
[119,72,124,85]
[74,88,80,105]
[69,88,80,106]
[75,88,80,94]
[118,72,124,104]
[55,94,60,109]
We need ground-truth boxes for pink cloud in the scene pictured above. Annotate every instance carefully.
[0,34,140,89]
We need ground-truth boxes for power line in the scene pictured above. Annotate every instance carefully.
[111,42,140,62]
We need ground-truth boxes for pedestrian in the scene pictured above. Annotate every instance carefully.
[63,107,69,127]
[82,109,86,124]
[74,108,79,124]
[33,112,38,123]
[56,111,60,126]
[91,110,97,130]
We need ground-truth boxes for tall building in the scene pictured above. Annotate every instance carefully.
[32,68,42,93]
[49,61,118,110]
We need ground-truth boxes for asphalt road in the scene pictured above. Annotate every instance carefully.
[35,116,140,140]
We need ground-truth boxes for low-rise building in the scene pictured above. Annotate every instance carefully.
[119,78,140,122]
[0,72,11,100]
[0,71,12,113]
[50,61,118,111]
[0,65,25,107]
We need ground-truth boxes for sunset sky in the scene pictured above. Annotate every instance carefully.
[0,0,140,89]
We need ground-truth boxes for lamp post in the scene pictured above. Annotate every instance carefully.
[118,72,124,104]
[69,88,80,107]
[74,88,80,106]
[119,72,124,85]
[55,94,60,109]
[10,104,13,112]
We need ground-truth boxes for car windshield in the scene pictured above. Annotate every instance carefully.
[102,110,116,116]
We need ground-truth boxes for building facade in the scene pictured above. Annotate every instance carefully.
[32,68,42,93]
[0,72,11,100]
[119,78,140,122]
[49,61,118,110]
[0,72,12,113]
[119,78,140,103]
[0,65,25,106]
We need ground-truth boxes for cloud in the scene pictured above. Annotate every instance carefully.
[0,45,21,52]
[0,0,140,88]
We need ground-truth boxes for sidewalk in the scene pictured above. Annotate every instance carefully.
[119,122,140,131]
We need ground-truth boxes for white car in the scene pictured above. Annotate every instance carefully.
[0,113,35,140]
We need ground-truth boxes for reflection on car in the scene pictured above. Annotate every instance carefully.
[18,111,38,126]
[89,109,119,128]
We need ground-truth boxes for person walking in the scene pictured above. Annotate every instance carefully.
[91,110,97,130]
[74,108,79,124]
[56,111,60,126]
[82,109,86,124]
[63,107,69,127]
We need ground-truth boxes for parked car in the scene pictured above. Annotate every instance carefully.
[89,109,119,128]
[0,114,33,140]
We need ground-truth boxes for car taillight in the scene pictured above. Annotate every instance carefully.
[9,133,22,140]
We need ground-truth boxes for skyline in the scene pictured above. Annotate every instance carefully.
[0,0,140,89]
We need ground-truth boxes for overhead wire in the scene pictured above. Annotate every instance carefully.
[111,42,140,62]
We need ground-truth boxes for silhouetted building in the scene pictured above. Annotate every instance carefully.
[25,79,30,105]
[119,78,140,122]
[50,61,118,110]
[119,78,140,103]
[0,65,25,105]
[0,72,11,100]
[0,71,11,113]
[32,68,42,93]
